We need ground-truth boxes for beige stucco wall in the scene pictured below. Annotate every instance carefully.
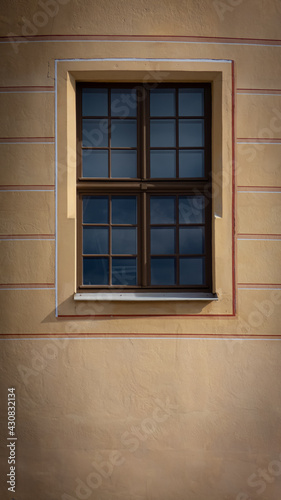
[0,1,281,499]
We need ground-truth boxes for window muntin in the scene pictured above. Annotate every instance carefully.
[77,83,212,293]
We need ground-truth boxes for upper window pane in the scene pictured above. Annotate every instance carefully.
[82,119,109,147]
[150,120,176,147]
[82,88,108,117]
[179,119,204,148]
[150,89,176,117]
[150,150,176,178]
[111,89,137,117]
[111,120,137,147]
[111,150,137,178]
[178,89,204,116]
[82,150,108,178]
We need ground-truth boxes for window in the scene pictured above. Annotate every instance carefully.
[76,83,212,295]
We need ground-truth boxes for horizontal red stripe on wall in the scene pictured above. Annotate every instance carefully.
[0,283,55,288]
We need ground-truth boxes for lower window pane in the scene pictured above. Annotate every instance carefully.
[179,257,205,285]
[150,227,175,254]
[83,227,109,254]
[151,258,176,285]
[112,228,137,254]
[112,258,137,285]
[83,257,109,285]
[179,227,204,254]
[179,196,205,224]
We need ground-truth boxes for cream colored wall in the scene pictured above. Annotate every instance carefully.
[0,1,281,499]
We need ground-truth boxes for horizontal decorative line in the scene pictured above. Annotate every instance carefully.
[237,234,281,240]
[0,137,54,144]
[237,138,281,143]
[0,185,54,191]
[1,34,281,45]
[0,283,54,289]
[237,186,281,192]
[238,283,281,289]
[0,86,54,93]
[0,234,55,239]
[1,334,281,339]
[237,88,281,93]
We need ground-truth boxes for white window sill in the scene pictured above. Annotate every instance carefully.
[74,292,218,302]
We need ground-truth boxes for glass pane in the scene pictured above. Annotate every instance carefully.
[150,196,176,224]
[111,150,137,178]
[179,196,205,224]
[150,120,176,147]
[179,227,205,254]
[82,88,108,117]
[179,257,205,285]
[179,150,204,178]
[178,89,204,116]
[83,257,109,285]
[151,227,175,254]
[112,196,137,225]
[82,150,108,178]
[151,258,176,285]
[112,228,137,254]
[83,227,109,254]
[82,119,109,147]
[111,89,137,117]
[112,258,137,285]
[150,89,176,117]
[111,119,137,147]
[83,196,108,224]
[179,119,204,147]
[150,150,176,178]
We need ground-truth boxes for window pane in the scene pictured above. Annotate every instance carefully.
[83,227,109,254]
[179,227,205,254]
[112,257,137,285]
[82,119,109,147]
[82,88,108,117]
[179,196,205,224]
[151,228,175,254]
[83,196,108,224]
[112,228,137,254]
[111,150,137,178]
[179,150,204,178]
[179,119,204,147]
[150,89,176,116]
[112,196,137,225]
[179,257,205,285]
[111,119,137,147]
[150,120,176,147]
[150,150,176,178]
[111,89,137,117]
[82,150,108,178]
[178,89,204,116]
[151,258,176,285]
[150,196,176,224]
[83,257,109,285]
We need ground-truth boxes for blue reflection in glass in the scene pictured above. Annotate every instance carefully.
[83,196,108,224]
[150,150,176,178]
[179,227,204,254]
[179,196,205,224]
[179,119,204,147]
[112,258,137,285]
[111,120,137,147]
[111,150,137,178]
[179,150,204,178]
[82,119,109,147]
[150,196,176,224]
[112,196,137,225]
[151,258,176,285]
[112,228,137,254]
[150,120,176,147]
[82,150,108,178]
[83,227,109,254]
[150,89,176,117]
[111,89,137,117]
[151,228,175,254]
[178,89,204,117]
[82,88,108,117]
[83,257,109,285]
[179,257,205,285]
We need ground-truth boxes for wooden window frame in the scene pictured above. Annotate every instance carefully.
[76,82,213,294]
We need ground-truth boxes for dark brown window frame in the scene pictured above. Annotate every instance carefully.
[76,82,212,294]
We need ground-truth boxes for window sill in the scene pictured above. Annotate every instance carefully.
[74,292,218,302]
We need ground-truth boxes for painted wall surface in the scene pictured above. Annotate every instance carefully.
[0,1,281,499]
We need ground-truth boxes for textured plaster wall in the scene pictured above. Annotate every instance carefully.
[0,0,281,499]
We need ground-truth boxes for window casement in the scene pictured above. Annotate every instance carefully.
[76,82,213,295]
